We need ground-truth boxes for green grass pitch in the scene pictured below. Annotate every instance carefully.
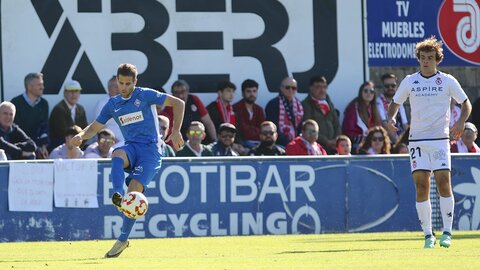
[1,231,479,270]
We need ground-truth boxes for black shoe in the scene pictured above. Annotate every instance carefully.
[112,192,122,208]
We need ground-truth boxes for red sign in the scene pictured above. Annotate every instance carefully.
[438,0,480,64]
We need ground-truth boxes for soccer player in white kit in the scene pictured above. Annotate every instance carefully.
[387,37,472,248]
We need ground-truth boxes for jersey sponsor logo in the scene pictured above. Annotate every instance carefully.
[118,111,144,126]
[410,86,444,92]
[438,0,480,64]
[134,99,141,107]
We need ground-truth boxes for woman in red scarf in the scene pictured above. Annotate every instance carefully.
[342,81,382,153]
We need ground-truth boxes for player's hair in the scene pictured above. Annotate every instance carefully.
[65,125,82,137]
[24,72,43,90]
[335,135,351,147]
[97,128,115,140]
[117,63,138,79]
[415,36,444,62]
[302,119,319,132]
[189,121,205,132]
[381,73,396,83]
[171,79,190,93]
[357,126,391,154]
[260,121,277,132]
[0,101,16,114]
[241,79,258,92]
[217,81,236,92]
[309,75,327,86]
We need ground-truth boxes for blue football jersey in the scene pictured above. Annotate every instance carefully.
[96,87,166,144]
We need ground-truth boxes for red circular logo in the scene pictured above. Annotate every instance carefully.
[438,0,480,64]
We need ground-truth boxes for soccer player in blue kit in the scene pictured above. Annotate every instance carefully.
[71,63,185,257]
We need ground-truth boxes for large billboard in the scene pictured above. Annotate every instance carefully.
[1,0,366,122]
[367,0,480,66]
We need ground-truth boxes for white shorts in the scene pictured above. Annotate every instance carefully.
[408,139,450,172]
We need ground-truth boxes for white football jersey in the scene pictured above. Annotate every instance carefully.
[393,71,468,141]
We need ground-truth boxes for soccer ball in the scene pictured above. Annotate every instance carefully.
[121,191,149,219]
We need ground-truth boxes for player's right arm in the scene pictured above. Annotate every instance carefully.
[71,121,105,147]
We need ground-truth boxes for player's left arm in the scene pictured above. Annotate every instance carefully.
[451,98,472,140]
[450,77,472,140]
[163,95,185,150]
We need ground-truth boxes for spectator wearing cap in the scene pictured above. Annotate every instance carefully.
[49,125,84,159]
[450,122,479,153]
[10,72,50,159]
[0,101,37,160]
[49,80,88,151]
[210,123,239,156]
[83,128,116,158]
[176,121,213,157]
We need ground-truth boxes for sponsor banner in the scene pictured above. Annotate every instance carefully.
[1,0,364,122]
[0,155,479,242]
[367,0,480,66]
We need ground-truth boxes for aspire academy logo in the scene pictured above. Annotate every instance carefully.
[438,0,480,64]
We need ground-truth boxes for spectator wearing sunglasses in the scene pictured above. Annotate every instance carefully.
[286,119,327,156]
[357,126,391,155]
[210,123,239,156]
[157,115,175,157]
[176,121,213,157]
[376,73,409,143]
[249,121,285,156]
[84,128,116,158]
[265,77,304,146]
[342,81,382,153]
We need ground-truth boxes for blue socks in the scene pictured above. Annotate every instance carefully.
[111,157,125,195]
[119,216,136,242]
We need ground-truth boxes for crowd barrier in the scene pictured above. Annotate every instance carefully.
[0,154,479,242]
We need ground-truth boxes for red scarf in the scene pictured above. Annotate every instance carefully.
[311,97,330,116]
[278,95,304,140]
[300,137,323,155]
[216,97,236,125]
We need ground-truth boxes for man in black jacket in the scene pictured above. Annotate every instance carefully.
[0,101,36,159]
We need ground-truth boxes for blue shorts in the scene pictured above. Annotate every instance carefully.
[115,142,162,187]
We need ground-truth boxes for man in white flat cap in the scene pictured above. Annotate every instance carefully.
[49,79,88,150]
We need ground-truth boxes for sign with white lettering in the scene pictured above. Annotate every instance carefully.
[367,0,480,66]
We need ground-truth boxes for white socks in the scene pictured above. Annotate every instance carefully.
[440,196,454,234]
[416,199,432,236]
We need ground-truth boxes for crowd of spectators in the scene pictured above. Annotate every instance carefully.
[1,72,478,160]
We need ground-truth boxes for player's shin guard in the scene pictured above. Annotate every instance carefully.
[440,196,454,234]
[416,199,432,236]
[118,215,136,242]
[112,157,125,196]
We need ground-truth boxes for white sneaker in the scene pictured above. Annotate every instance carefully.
[105,240,129,258]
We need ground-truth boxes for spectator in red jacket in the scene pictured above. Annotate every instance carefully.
[286,119,327,156]
[233,79,266,149]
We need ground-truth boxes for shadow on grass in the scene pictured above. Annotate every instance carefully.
[0,257,103,263]
[278,248,403,254]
